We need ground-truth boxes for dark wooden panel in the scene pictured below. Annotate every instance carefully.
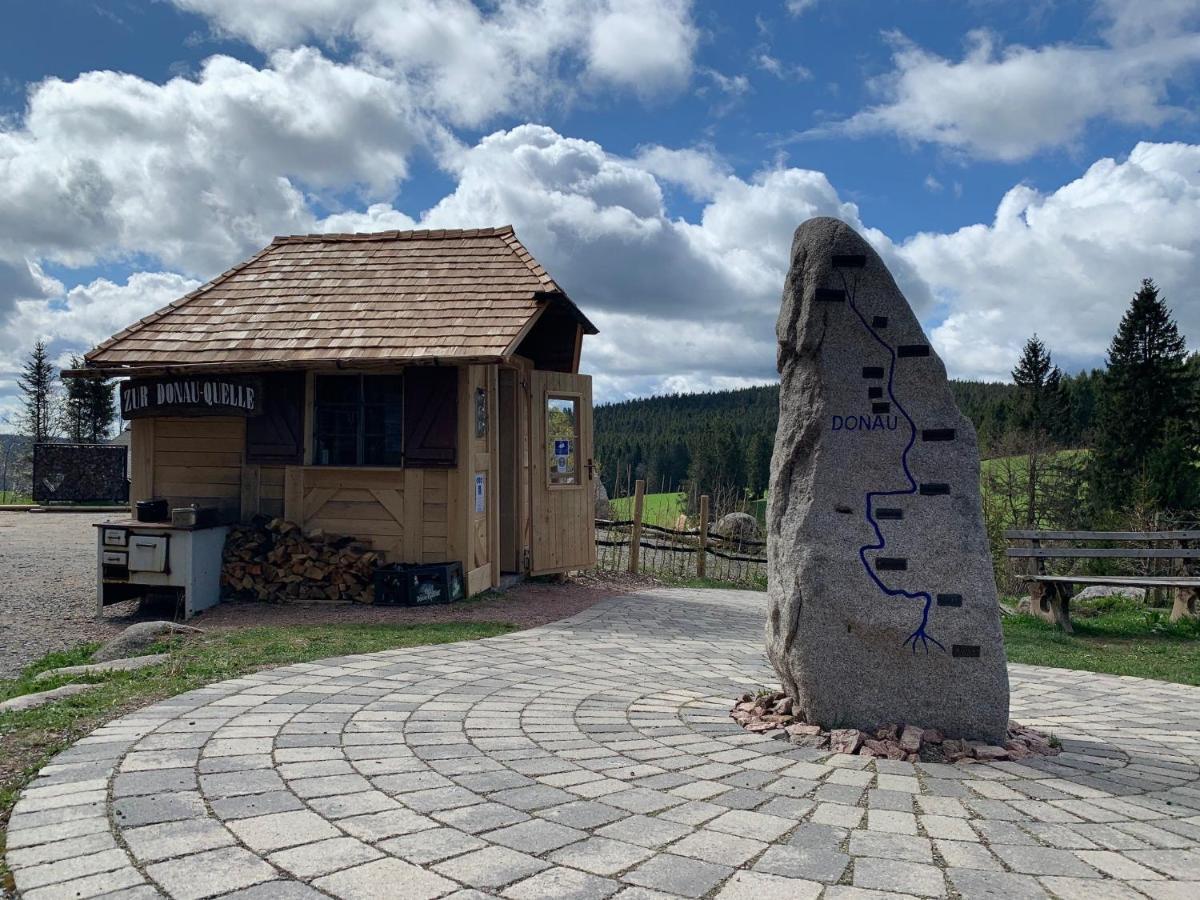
[404,367,458,467]
[246,372,305,464]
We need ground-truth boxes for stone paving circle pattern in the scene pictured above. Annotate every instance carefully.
[8,588,1200,899]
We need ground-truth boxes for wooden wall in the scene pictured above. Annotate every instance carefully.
[128,363,507,590]
[281,466,452,562]
[131,416,245,516]
[460,364,499,595]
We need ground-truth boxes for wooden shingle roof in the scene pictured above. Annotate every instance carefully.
[83,226,596,373]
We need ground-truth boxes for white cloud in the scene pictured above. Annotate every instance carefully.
[0,48,428,286]
[1,120,938,405]
[786,0,822,16]
[755,53,812,81]
[820,26,1200,161]
[634,145,731,199]
[588,0,698,96]
[899,142,1200,380]
[1098,0,1200,45]
[424,125,855,320]
[173,0,699,126]
[417,124,929,398]
[316,203,418,234]
[0,271,200,385]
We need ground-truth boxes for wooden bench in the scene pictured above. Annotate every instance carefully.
[1003,529,1200,632]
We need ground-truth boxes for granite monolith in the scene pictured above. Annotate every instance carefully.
[766,217,1009,742]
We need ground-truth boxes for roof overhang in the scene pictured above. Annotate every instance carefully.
[62,355,509,380]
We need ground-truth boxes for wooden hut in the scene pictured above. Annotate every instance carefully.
[73,226,599,597]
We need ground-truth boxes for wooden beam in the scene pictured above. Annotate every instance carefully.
[1006,547,1200,559]
[402,470,422,563]
[571,323,584,374]
[1004,529,1200,541]
[628,479,645,574]
[239,464,260,522]
[129,419,155,509]
[489,364,500,589]
[283,466,304,524]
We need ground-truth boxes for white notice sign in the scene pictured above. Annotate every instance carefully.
[475,473,485,513]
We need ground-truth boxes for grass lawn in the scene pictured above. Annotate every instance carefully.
[0,621,512,891]
[1002,596,1200,686]
[610,491,686,525]
[0,491,32,504]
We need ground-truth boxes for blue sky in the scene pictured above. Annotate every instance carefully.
[2,0,1199,412]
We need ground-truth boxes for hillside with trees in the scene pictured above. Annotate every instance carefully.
[596,278,1200,543]
[595,374,1100,499]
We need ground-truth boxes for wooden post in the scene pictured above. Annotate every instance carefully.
[628,479,645,574]
[697,494,709,578]
[239,464,260,523]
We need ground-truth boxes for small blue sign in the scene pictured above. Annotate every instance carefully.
[554,439,571,455]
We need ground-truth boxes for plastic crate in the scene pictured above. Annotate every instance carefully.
[373,562,465,606]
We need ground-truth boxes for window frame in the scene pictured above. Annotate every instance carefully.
[545,391,583,490]
[311,372,404,468]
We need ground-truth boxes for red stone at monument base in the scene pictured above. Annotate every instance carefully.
[730,690,1059,764]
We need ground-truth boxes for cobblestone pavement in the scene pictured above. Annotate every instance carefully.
[8,588,1200,899]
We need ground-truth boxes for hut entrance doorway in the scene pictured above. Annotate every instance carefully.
[530,370,596,574]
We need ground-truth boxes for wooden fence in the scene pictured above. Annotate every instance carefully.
[595,481,767,586]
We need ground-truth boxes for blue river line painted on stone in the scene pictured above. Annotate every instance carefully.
[834,269,945,654]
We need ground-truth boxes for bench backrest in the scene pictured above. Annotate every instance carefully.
[1003,530,1200,560]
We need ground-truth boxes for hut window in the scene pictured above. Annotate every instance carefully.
[547,395,580,485]
[313,374,403,466]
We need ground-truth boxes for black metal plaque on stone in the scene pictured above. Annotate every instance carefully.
[120,376,263,419]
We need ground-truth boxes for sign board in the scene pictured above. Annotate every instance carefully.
[555,455,568,473]
[554,439,571,455]
[475,387,488,438]
[120,376,263,420]
[33,443,129,503]
[474,473,486,513]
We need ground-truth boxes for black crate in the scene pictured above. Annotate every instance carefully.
[373,566,410,606]
[373,562,465,606]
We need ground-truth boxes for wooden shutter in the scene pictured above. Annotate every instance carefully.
[246,373,304,463]
[404,367,457,467]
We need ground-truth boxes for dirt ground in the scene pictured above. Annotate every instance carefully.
[0,510,651,677]
[0,511,130,677]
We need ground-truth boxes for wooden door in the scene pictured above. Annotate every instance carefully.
[530,371,596,574]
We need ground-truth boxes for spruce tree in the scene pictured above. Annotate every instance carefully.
[1011,335,1066,438]
[1090,279,1198,512]
[62,355,116,443]
[1008,335,1069,526]
[746,431,772,497]
[17,341,59,445]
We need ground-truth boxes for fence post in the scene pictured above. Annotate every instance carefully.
[628,479,645,574]
[697,494,709,578]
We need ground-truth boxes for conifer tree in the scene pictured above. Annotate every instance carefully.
[746,431,772,497]
[1090,279,1199,512]
[62,355,116,443]
[17,341,59,446]
[1011,334,1066,439]
[1004,336,1069,526]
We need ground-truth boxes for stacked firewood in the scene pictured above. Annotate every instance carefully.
[221,517,379,603]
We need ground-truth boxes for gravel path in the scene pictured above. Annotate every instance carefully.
[8,587,1200,899]
[0,511,128,677]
